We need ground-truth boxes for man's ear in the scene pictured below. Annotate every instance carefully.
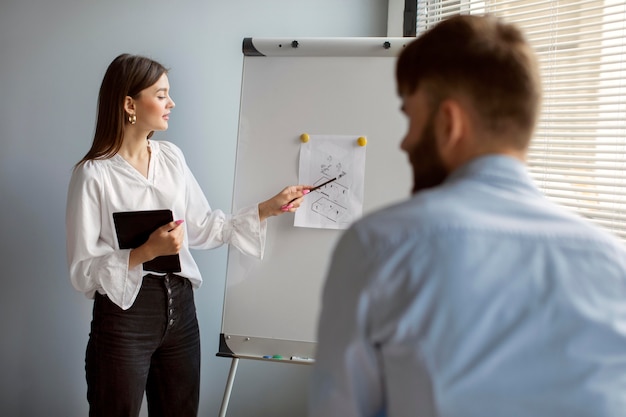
[123,96,135,116]
[435,99,468,169]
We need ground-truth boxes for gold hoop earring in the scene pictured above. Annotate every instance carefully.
[129,114,137,125]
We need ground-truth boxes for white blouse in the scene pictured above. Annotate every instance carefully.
[66,140,266,310]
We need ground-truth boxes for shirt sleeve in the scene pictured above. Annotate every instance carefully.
[181,151,267,259]
[65,163,144,310]
[309,227,386,417]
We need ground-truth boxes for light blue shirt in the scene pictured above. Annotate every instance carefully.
[310,155,626,417]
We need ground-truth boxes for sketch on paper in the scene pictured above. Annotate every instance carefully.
[294,135,366,230]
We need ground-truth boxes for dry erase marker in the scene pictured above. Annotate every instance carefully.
[290,356,314,362]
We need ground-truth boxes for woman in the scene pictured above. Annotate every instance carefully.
[65,53,309,417]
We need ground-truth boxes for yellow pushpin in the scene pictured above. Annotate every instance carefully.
[300,133,310,143]
[357,136,367,147]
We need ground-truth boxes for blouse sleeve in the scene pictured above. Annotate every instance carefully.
[65,163,144,310]
[181,155,267,259]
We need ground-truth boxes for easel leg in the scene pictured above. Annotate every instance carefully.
[218,357,240,417]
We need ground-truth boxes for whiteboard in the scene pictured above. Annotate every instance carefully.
[218,37,412,360]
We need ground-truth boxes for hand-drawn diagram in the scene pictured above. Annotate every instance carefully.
[295,135,366,230]
[310,173,348,222]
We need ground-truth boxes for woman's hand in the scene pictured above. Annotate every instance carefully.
[258,185,311,222]
[129,220,185,269]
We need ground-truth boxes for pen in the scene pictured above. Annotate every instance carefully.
[308,177,337,192]
[282,177,338,210]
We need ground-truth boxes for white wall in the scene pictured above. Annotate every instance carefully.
[0,1,388,416]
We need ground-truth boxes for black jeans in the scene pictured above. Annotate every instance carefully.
[86,274,200,417]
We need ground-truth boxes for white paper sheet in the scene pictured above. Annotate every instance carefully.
[294,134,366,230]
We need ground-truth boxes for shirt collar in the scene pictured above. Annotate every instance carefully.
[447,154,529,182]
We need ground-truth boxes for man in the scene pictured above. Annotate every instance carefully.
[309,14,626,417]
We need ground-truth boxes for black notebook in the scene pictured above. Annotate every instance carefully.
[113,209,182,273]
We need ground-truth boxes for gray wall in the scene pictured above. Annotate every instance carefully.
[0,1,388,416]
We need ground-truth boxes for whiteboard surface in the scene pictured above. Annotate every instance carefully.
[220,38,412,358]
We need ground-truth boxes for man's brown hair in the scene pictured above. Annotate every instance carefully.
[396,15,541,149]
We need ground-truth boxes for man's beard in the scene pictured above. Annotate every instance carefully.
[408,115,449,194]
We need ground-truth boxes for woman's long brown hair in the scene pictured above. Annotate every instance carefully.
[75,54,168,167]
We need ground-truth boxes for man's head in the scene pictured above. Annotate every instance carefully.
[396,15,542,193]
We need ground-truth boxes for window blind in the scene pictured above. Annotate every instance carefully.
[415,0,626,239]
